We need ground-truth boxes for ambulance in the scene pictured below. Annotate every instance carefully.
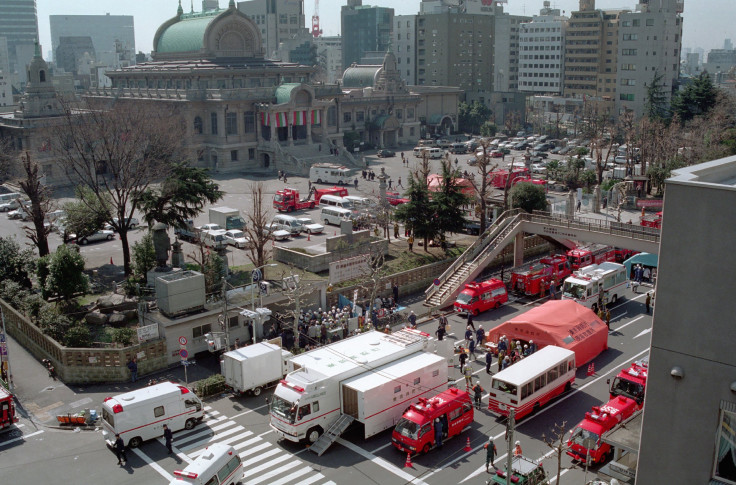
[391,388,474,455]
[566,395,639,465]
[561,262,628,312]
[101,382,204,448]
[169,443,242,485]
[453,278,508,315]
[608,358,648,406]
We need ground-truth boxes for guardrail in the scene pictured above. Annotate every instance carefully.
[523,211,661,244]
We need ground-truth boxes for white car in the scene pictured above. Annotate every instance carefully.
[531,163,547,174]
[104,217,140,232]
[223,229,251,249]
[295,217,324,235]
[200,223,221,232]
[77,229,115,245]
[263,222,291,241]
[0,199,27,212]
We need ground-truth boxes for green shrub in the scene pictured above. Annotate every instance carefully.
[192,373,226,398]
[110,327,137,346]
[37,305,73,343]
[64,323,93,348]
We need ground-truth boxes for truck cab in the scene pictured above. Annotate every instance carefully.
[566,396,638,464]
[609,359,648,405]
[454,278,508,315]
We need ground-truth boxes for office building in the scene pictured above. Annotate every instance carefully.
[49,14,135,68]
[314,36,342,84]
[615,0,683,117]
[0,73,13,108]
[238,0,306,59]
[518,2,567,95]
[392,15,416,85]
[341,1,393,71]
[0,0,39,85]
[636,155,736,484]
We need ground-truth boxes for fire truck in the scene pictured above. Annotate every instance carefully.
[640,211,662,229]
[273,187,348,212]
[566,244,616,270]
[566,396,639,465]
[509,255,572,296]
[453,278,508,315]
[1,386,17,433]
[609,358,648,406]
[487,167,530,189]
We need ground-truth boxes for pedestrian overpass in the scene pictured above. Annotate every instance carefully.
[424,210,661,309]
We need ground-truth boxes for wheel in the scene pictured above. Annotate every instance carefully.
[251,386,262,397]
[611,294,618,304]
[106,234,114,240]
[128,436,142,448]
[338,180,344,186]
[495,302,502,309]
[316,178,323,184]
[592,303,598,313]
[79,238,88,245]
[306,426,323,444]
[307,229,312,235]
[184,418,196,430]
[324,219,329,226]
[531,402,540,415]
[309,203,315,209]
[565,381,572,392]
[422,443,431,454]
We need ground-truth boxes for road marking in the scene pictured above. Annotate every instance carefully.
[336,437,429,485]
[241,447,281,466]
[244,453,292,475]
[179,425,245,452]
[548,467,571,483]
[459,452,509,483]
[231,403,269,420]
[131,447,174,482]
[371,442,393,453]
[634,328,652,339]
[189,430,254,456]
[267,465,315,485]
[0,429,44,448]
[293,473,327,485]
[244,460,303,485]
[614,315,646,332]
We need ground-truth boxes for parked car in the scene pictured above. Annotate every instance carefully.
[223,229,251,249]
[530,150,549,159]
[512,142,528,151]
[490,150,504,158]
[105,217,140,232]
[531,163,547,174]
[377,149,395,158]
[77,229,115,245]
[614,156,628,164]
[200,223,221,232]
[533,143,552,152]
[295,217,324,235]
[263,222,291,241]
[549,146,563,154]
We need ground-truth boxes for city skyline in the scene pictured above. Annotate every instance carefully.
[35,0,732,60]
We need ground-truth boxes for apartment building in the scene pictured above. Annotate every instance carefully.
[518,2,568,95]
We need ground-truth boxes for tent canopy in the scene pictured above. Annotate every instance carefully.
[487,300,608,367]
[427,174,475,195]
[623,252,658,275]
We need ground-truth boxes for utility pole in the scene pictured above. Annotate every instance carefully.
[221,278,230,351]
[506,408,515,485]
[1,308,13,392]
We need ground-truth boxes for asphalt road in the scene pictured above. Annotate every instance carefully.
[1,287,652,485]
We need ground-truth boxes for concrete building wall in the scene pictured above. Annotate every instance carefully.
[314,36,342,84]
[0,73,13,107]
[238,0,306,59]
[392,15,416,85]
[50,15,135,65]
[518,14,567,95]
[636,156,736,484]
[0,0,38,83]
[341,4,394,71]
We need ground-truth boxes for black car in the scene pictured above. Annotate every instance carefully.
[513,142,529,151]
[377,149,395,158]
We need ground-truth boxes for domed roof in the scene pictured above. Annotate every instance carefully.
[341,65,381,88]
[156,13,219,54]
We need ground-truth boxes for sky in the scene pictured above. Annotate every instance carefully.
[37,0,734,58]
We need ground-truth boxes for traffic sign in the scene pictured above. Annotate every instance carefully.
[252,268,262,282]
[434,278,441,286]
[178,336,188,346]
[179,349,188,359]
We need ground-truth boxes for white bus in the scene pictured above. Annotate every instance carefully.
[488,345,576,419]
[309,163,351,185]
[321,206,354,226]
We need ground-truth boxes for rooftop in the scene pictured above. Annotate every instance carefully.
[668,155,736,188]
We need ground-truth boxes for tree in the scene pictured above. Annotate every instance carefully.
[644,70,670,121]
[45,244,89,303]
[0,137,16,183]
[0,236,34,288]
[671,71,718,123]
[52,98,187,276]
[132,232,156,278]
[467,140,498,235]
[203,251,225,295]
[510,183,548,213]
[136,163,223,229]
[394,165,434,251]
[62,186,111,241]
[479,121,498,138]
[458,101,492,134]
[242,182,272,268]
[430,159,470,245]
[17,152,53,256]
[542,421,572,485]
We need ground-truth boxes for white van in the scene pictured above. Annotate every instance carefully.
[413,146,426,157]
[201,229,228,250]
[321,206,353,226]
[318,194,354,210]
[169,443,243,485]
[426,147,443,159]
[101,382,204,448]
[309,163,351,185]
[271,214,302,235]
[344,195,373,209]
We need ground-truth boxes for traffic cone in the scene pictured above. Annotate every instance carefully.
[307,232,311,241]
[404,452,413,468]
[587,363,595,376]
[463,436,472,452]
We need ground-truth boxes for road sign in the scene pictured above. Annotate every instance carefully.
[252,268,262,282]
[434,278,441,286]
[178,336,188,346]
[179,349,188,359]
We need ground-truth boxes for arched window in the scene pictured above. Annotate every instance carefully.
[194,116,203,134]
[39,70,46,82]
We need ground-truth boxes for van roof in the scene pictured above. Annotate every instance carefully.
[491,346,575,386]
[173,443,238,483]
[102,382,192,409]
[321,206,352,214]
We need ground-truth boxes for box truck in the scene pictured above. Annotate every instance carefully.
[268,329,448,452]
[221,342,295,396]
[209,207,245,231]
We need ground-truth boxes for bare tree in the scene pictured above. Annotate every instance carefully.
[467,139,498,235]
[242,181,272,269]
[51,98,186,275]
[17,152,53,256]
[0,137,16,183]
[280,265,318,345]
[363,246,387,329]
[542,421,572,485]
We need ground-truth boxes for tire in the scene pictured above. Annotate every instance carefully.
[106,234,114,240]
[184,418,196,430]
[79,238,88,245]
[316,178,323,184]
[532,402,541,415]
[495,302,502,309]
[309,203,315,209]
[306,426,323,444]
[128,436,142,448]
[611,294,618,304]
[306,229,312,235]
[473,309,479,316]
[565,381,572,392]
[422,443,431,454]
[324,219,329,226]
[252,386,262,397]
[338,180,344,186]
[287,206,293,213]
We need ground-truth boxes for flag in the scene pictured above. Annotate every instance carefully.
[275,112,287,127]
[292,110,306,125]
[311,110,321,124]
[260,112,270,126]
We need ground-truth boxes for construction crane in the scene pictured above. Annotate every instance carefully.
[311,0,323,38]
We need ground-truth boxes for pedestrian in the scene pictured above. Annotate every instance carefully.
[278,169,282,180]
[114,434,127,465]
[362,169,367,179]
[485,438,498,473]
[529,340,536,354]
[163,424,173,454]
[434,418,444,448]
[388,178,392,189]
[320,322,327,344]
[127,357,137,383]
[497,351,504,373]
[502,355,511,370]
[459,350,468,373]
[436,324,446,341]
[468,336,476,358]
[514,441,523,456]
[485,350,493,374]
[464,364,473,388]
[408,311,417,328]
[598,307,605,321]
[393,283,399,303]
[308,179,312,191]
[645,292,651,314]
[318,143,322,152]
[498,336,508,354]
[354,178,359,189]
[606,308,611,329]
[466,312,475,331]
[473,381,484,410]
[408,235,414,251]
[398,177,403,188]
[576,199,581,212]
[465,325,474,346]
[476,326,485,346]
[394,222,399,239]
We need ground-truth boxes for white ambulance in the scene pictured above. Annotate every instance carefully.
[169,443,243,485]
[101,381,204,448]
[309,163,352,185]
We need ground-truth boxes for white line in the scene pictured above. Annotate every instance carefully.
[267,465,315,485]
[0,429,44,448]
[244,461,303,485]
[293,474,327,485]
[335,437,429,485]
[459,452,508,483]
[232,436,262,451]
[156,437,193,464]
[371,442,393,453]
[131,447,174,482]
[189,430,254,456]
[179,425,245,452]
[257,429,274,438]
[231,403,269,420]
[614,315,646,332]
[548,467,571,483]
[240,448,282,466]
[211,420,237,431]
[175,426,220,446]
[243,453,292,475]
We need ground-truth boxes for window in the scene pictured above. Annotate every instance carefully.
[394,385,402,393]
[534,374,546,392]
[407,108,414,119]
[714,405,736,483]
[343,112,352,123]
[218,456,242,482]
[413,377,421,385]
[231,150,238,161]
[154,406,165,418]
[193,323,211,339]
[210,113,218,135]
[396,109,403,119]
[312,402,319,413]
[432,369,439,377]
[297,404,311,419]
[193,116,203,134]
[547,367,559,382]
[327,107,336,126]
[248,148,255,160]
[619,93,635,101]
[225,112,237,135]
[356,111,364,122]
[243,111,255,133]
[646,18,654,26]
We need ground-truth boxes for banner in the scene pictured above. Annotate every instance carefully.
[275,112,288,127]
[137,323,159,343]
[311,110,321,124]
[329,255,370,284]
[292,110,306,126]
[260,112,269,126]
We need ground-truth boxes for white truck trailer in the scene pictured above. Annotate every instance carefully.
[221,342,295,396]
[209,207,245,231]
[562,261,628,311]
[268,328,448,455]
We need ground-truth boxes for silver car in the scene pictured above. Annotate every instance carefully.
[223,229,252,249]
[295,217,324,235]
[77,229,115,245]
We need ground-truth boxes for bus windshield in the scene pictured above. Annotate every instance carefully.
[491,379,517,396]
[270,395,297,424]
[394,418,420,440]
[569,426,600,447]
[563,282,585,299]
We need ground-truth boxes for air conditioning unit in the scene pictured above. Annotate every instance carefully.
[155,270,206,318]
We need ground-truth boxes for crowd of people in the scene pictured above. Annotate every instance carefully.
[296,306,353,349]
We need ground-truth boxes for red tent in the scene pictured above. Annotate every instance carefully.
[487,300,608,366]
[426,174,475,195]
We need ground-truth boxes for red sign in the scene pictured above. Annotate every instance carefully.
[636,199,664,208]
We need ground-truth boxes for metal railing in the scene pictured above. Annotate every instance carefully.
[523,211,661,244]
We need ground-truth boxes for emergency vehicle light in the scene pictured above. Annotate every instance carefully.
[177,386,190,394]
[112,404,123,413]
[449,388,459,395]
[173,470,198,479]
[279,380,304,393]
[627,369,640,377]
[103,397,113,402]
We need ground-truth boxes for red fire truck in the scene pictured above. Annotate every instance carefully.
[0,386,16,433]
[386,191,410,206]
[640,211,662,229]
[608,358,648,406]
[454,278,508,315]
[273,187,348,212]
[566,244,616,270]
[509,255,572,296]
[566,396,639,465]
[391,388,474,455]
[488,168,530,189]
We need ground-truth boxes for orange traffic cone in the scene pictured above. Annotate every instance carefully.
[307,232,311,241]
[587,363,595,376]
[404,452,413,468]
[463,436,472,452]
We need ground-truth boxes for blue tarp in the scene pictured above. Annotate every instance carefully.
[338,293,352,309]
[623,252,658,275]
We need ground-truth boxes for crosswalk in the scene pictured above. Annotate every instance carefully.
[170,406,336,485]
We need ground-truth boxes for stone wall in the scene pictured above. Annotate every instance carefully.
[274,237,389,273]
[1,298,169,384]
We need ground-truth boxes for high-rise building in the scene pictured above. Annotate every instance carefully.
[615,0,683,117]
[391,15,416,85]
[518,2,567,95]
[314,36,342,84]
[341,1,393,71]
[0,0,39,85]
[49,14,135,68]
[238,0,306,59]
